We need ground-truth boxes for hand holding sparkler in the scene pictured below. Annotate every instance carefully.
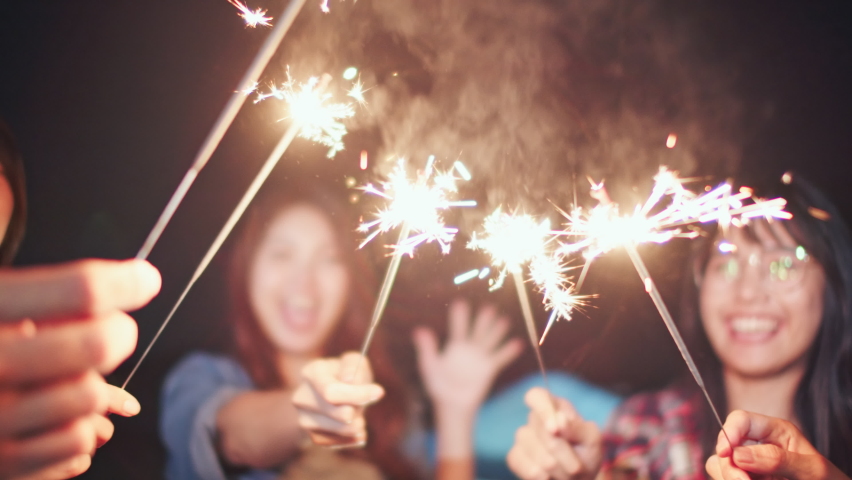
[507,387,603,480]
[292,352,384,448]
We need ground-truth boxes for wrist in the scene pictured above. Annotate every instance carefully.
[434,408,476,460]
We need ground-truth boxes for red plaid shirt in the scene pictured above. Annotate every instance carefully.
[601,386,707,480]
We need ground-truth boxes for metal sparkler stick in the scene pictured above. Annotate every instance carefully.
[123,74,331,389]
[136,0,308,260]
[123,120,301,389]
[623,242,731,446]
[358,223,411,359]
[512,272,551,390]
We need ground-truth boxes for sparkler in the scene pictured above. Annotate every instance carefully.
[228,0,273,27]
[545,167,791,440]
[357,157,475,358]
[135,0,307,260]
[125,74,353,389]
[467,210,582,388]
[254,72,356,157]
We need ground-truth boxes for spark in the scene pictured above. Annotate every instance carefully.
[358,156,476,256]
[357,156,475,364]
[347,79,368,106]
[228,0,273,27]
[255,72,355,158]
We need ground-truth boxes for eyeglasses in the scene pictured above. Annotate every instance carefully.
[703,242,811,289]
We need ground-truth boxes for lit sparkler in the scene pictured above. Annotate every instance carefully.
[254,72,356,158]
[467,209,582,388]
[125,75,346,389]
[357,157,476,359]
[228,0,273,27]
[546,166,791,442]
[136,0,308,260]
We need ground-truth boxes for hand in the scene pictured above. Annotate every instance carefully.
[292,352,385,448]
[0,259,160,479]
[706,410,849,480]
[507,387,603,480]
[413,300,523,415]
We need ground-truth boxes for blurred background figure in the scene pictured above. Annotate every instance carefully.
[161,185,523,479]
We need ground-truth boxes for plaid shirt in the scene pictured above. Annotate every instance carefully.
[601,387,706,480]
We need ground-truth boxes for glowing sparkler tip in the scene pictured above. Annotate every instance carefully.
[227,0,273,27]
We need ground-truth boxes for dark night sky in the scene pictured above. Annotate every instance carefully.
[1,1,852,478]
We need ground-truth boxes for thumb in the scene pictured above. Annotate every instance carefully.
[733,445,825,480]
[339,351,371,384]
[412,327,439,378]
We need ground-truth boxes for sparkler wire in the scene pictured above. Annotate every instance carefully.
[135,0,308,260]
[623,242,732,448]
[123,120,301,389]
[512,272,551,391]
[358,223,411,360]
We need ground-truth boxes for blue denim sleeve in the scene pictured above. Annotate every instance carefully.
[160,352,255,480]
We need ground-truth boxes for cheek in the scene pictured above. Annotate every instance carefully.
[320,266,350,316]
[0,178,13,241]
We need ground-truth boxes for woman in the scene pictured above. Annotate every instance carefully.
[504,173,852,479]
[161,185,522,479]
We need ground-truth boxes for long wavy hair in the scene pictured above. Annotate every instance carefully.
[0,120,26,265]
[227,184,419,479]
[680,173,852,473]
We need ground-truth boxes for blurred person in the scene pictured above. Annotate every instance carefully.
[0,120,162,479]
[160,186,522,480]
[504,173,852,479]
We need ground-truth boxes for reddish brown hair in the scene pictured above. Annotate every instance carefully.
[227,184,419,479]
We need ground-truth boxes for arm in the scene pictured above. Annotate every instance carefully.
[413,300,524,480]
[705,410,850,480]
[506,387,603,480]
[215,389,303,469]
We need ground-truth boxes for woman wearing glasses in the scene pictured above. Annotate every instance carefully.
[506,173,852,480]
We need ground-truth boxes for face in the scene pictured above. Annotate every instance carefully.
[248,204,351,356]
[699,221,825,378]
[0,167,13,243]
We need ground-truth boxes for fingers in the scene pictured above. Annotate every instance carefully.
[0,418,97,479]
[412,327,439,379]
[0,372,108,438]
[731,444,831,480]
[90,414,114,449]
[0,311,138,385]
[470,304,499,344]
[717,410,818,457]
[447,299,471,343]
[103,384,141,417]
[0,259,161,323]
[492,338,524,371]
[705,452,748,480]
[337,351,373,384]
[525,387,560,434]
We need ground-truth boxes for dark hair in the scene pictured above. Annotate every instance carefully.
[681,173,852,473]
[227,184,420,479]
[0,120,26,265]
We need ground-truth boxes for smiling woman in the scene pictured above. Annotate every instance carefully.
[505,172,852,480]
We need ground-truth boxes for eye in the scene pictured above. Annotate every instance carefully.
[269,248,294,261]
[707,255,739,281]
[768,255,799,282]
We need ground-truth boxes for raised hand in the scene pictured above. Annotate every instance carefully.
[507,387,603,480]
[413,300,523,415]
[292,352,385,448]
[706,410,849,480]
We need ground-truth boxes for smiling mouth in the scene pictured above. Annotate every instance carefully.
[727,316,780,341]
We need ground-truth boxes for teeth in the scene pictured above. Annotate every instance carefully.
[731,317,777,334]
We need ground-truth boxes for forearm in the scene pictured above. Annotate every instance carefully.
[216,390,303,469]
[434,406,476,480]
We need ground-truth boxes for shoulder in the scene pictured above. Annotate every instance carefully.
[163,352,254,396]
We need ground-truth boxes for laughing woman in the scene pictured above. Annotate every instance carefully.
[505,173,852,480]
[161,186,521,480]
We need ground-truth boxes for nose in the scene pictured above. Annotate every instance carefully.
[733,255,768,302]
[289,262,318,297]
